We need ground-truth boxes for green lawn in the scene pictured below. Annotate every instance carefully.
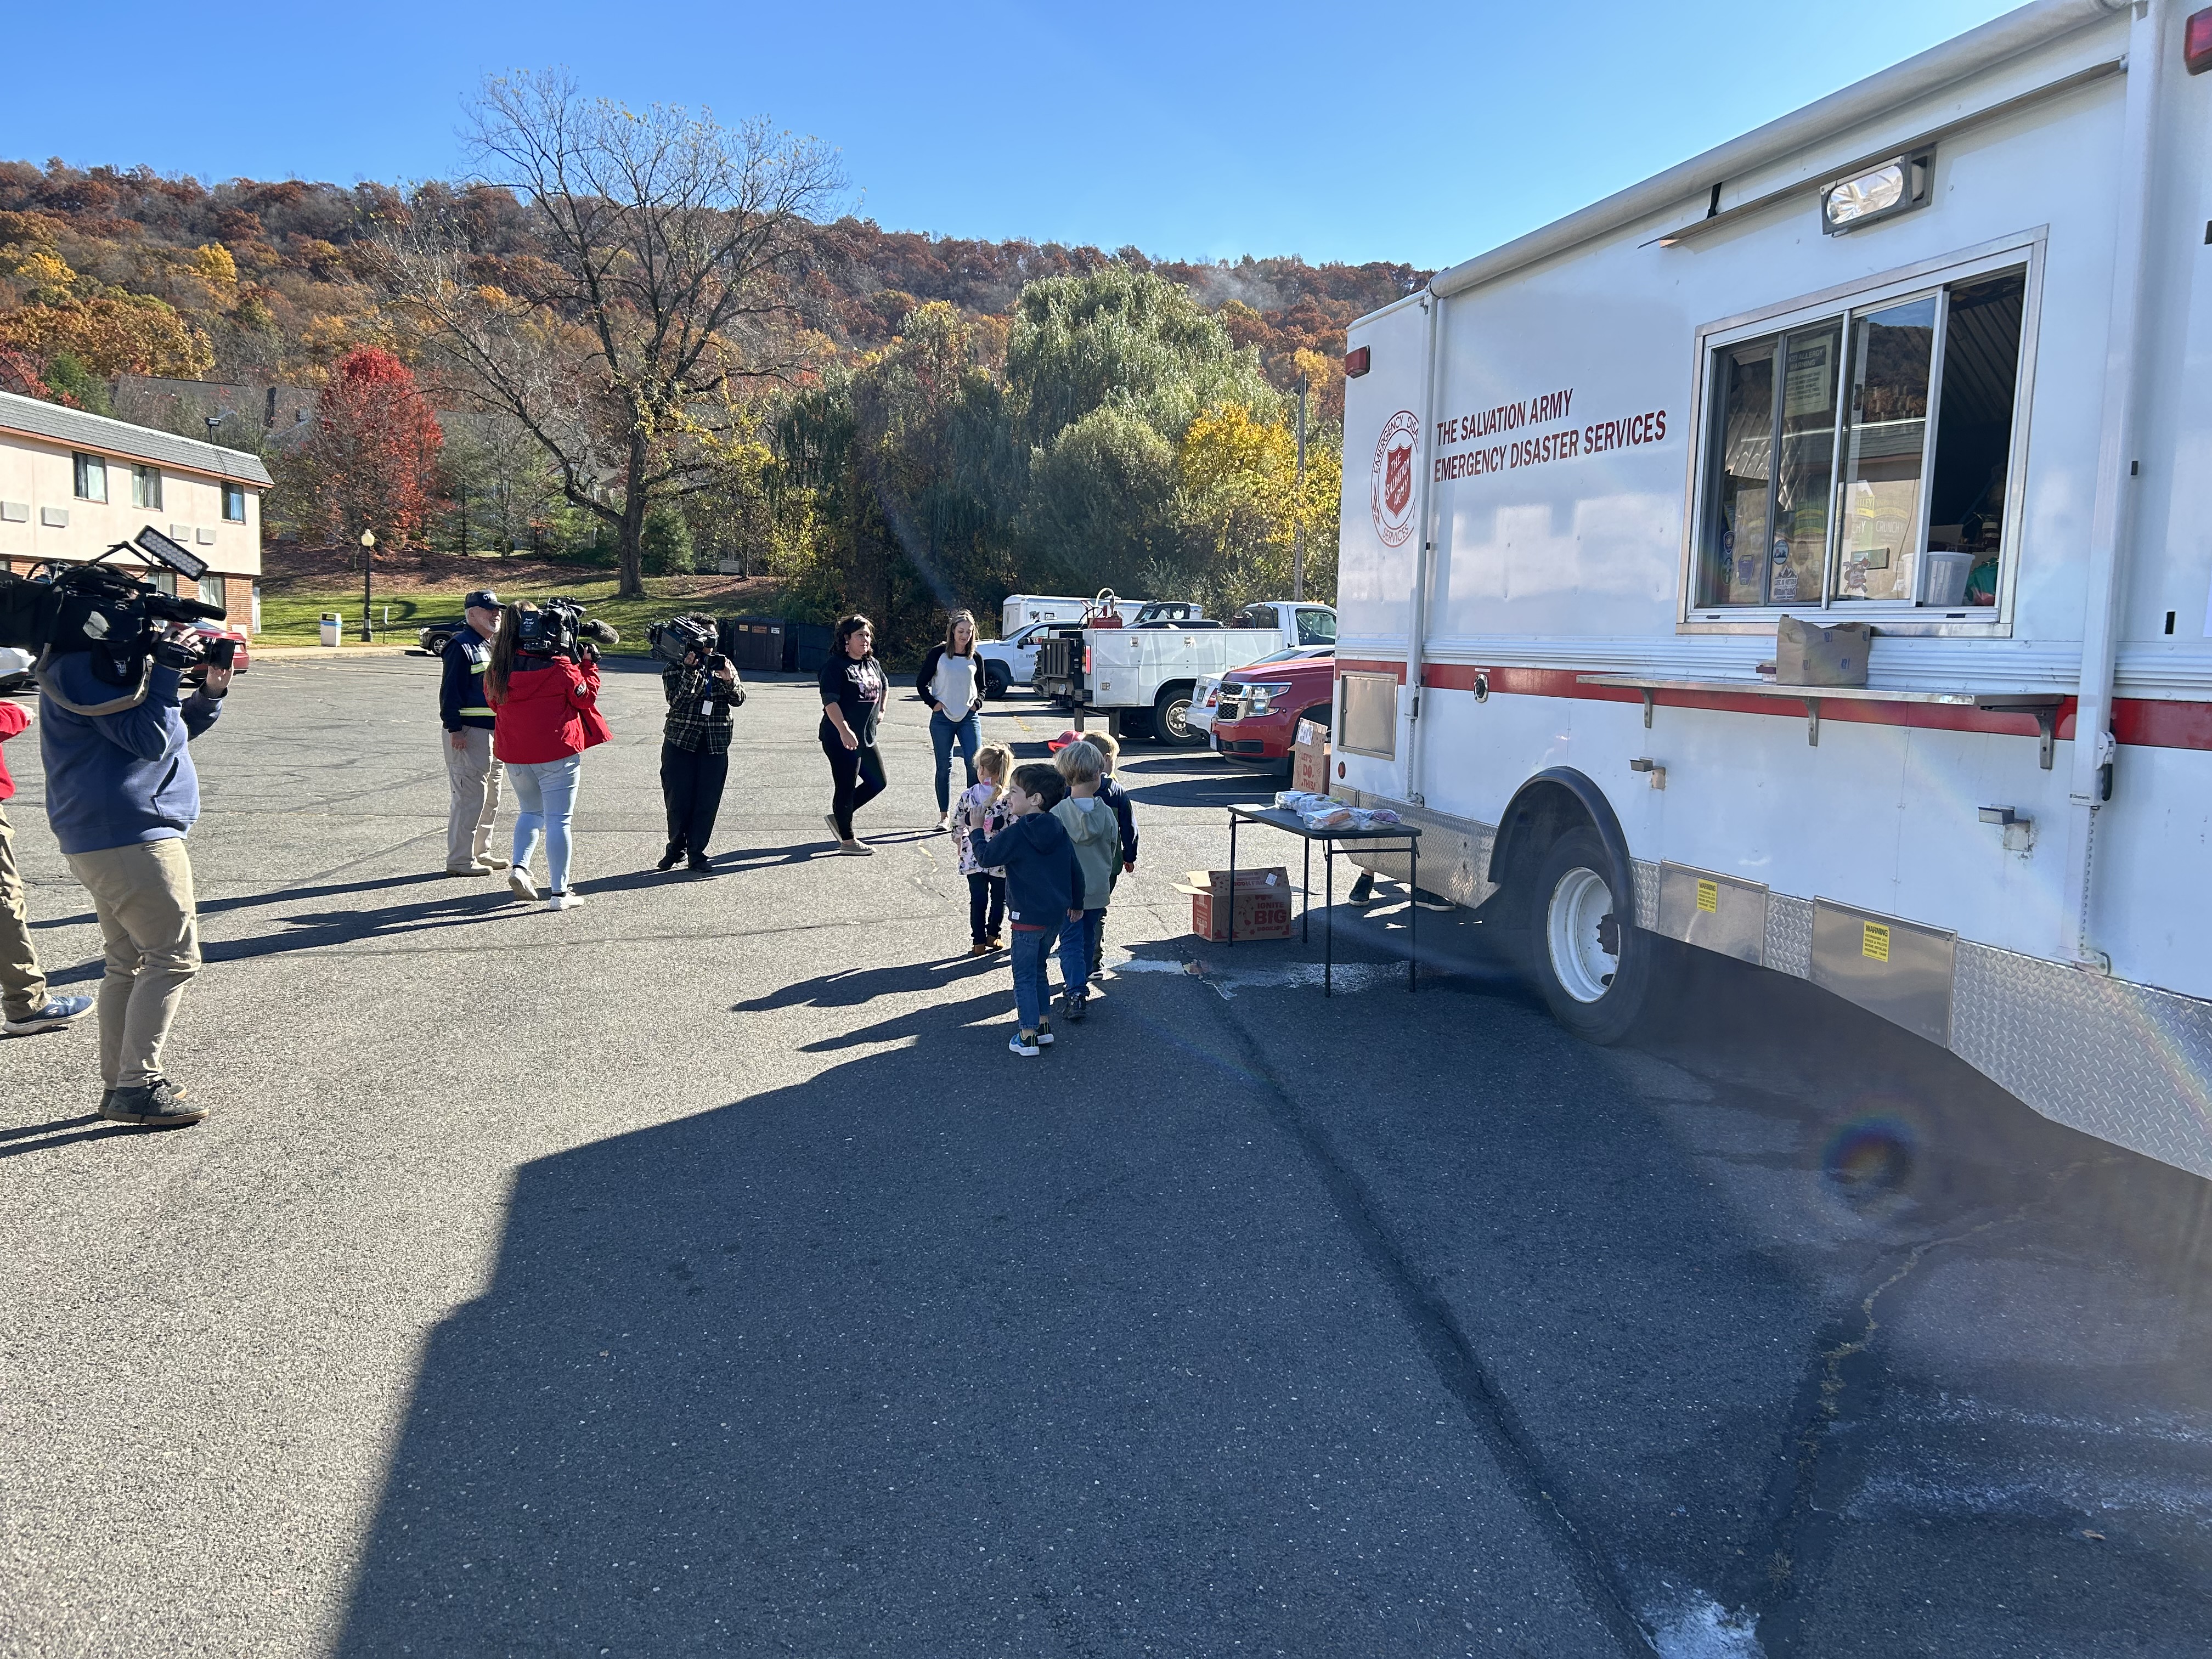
[255,578,778,658]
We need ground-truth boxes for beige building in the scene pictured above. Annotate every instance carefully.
[0,389,271,630]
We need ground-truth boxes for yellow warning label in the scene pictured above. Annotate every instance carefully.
[1863,922,1892,962]
[1696,879,1718,913]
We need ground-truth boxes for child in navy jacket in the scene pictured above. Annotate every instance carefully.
[974,763,1084,1056]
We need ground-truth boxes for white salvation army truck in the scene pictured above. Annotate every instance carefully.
[1333,0,2212,1180]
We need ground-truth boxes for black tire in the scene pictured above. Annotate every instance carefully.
[1522,826,1651,1045]
[1121,708,1155,742]
[983,663,1010,701]
[1153,682,1204,747]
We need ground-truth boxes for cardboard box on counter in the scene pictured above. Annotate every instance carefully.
[1775,616,1870,687]
[1174,866,1294,942]
[1291,718,1331,794]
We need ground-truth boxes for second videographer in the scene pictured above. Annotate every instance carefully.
[486,601,610,911]
[655,615,743,874]
[39,621,230,1127]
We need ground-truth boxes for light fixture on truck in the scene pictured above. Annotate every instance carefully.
[1343,346,1370,378]
[2188,7,2212,74]
[1820,149,1932,234]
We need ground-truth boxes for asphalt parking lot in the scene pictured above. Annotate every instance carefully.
[3,656,2209,1658]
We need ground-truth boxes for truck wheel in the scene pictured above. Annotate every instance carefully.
[1153,682,1204,746]
[983,663,1010,701]
[1524,826,1650,1045]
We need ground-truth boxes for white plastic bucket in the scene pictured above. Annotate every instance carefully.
[1920,550,1972,607]
[320,612,342,647]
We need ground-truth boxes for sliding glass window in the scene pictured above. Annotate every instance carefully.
[1693,265,2026,614]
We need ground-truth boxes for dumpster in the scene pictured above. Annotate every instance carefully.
[785,622,832,674]
[719,616,787,674]
[320,612,342,647]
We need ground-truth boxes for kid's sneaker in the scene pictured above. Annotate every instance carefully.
[1035,1017,1053,1047]
[1008,1029,1040,1057]
[1061,991,1089,1023]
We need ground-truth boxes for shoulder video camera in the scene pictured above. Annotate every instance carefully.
[518,596,619,663]
[0,526,228,714]
[649,614,743,713]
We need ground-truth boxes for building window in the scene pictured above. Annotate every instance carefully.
[198,573,225,610]
[131,464,163,510]
[1693,263,2028,614]
[222,482,246,522]
[73,453,107,503]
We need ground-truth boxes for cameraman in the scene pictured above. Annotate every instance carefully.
[39,622,230,1128]
[438,588,507,876]
[1,695,93,1038]
[656,617,742,874]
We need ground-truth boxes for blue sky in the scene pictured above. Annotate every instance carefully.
[3,0,2021,271]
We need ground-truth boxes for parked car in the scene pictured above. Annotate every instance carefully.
[1206,648,1337,772]
[977,620,1053,699]
[1189,646,1333,738]
[416,619,464,658]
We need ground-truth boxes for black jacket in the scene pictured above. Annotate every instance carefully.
[439,622,496,732]
[974,811,1082,929]
[1096,775,1138,867]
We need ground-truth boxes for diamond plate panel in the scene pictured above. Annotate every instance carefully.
[1765,894,1814,979]
[1633,860,1661,932]
[1334,792,1494,907]
[1951,944,2212,1180]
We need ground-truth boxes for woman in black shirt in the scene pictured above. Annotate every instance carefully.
[819,614,887,855]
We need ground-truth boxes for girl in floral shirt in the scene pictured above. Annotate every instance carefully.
[957,742,1014,955]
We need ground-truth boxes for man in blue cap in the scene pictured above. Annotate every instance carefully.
[440,589,507,875]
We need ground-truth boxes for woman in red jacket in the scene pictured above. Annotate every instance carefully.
[486,603,610,911]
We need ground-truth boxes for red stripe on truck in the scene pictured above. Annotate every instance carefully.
[1334,659,2212,752]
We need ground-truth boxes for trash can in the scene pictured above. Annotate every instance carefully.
[320,612,342,647]
[719,616,786,674]
[785,622,832,674]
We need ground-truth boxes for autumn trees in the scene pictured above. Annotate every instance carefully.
[385,73,842,597]
[273,347,443,546]
[768,270,1346,652]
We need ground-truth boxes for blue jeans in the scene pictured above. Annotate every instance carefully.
[509,753,583,893]
[1010,924,1061,1031]
[929,708,981,812]
[1058,908,1106,1000]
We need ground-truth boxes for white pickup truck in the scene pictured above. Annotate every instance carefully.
[1035,600,1338,745]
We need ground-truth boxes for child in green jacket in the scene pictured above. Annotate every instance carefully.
[1050,739,1121,1020]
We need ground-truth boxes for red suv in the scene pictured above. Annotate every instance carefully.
[1205,648,1335,769]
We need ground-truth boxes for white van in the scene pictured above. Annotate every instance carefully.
[1333,0,2212,1180]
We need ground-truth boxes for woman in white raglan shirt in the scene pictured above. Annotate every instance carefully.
[915,609,985,832]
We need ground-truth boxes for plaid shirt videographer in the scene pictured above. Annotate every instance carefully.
[657,620,743,874]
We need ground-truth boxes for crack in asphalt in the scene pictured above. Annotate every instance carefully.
[1743,1152,2124,1655]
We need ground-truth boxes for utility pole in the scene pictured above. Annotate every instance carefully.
[1293,376,1308,602]
[359,528,376,642]
[458,483,468,555]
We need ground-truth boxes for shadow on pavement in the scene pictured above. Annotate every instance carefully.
[330,981,1645,1658]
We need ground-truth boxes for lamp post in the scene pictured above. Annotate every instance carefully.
[1292,375,1308,602]
[359,528,376,642]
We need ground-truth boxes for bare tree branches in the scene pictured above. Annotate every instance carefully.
[382,70,843,595]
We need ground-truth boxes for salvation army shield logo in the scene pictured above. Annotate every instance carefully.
[1370,410,1420,548]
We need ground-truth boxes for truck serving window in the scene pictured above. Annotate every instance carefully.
[1695,266,2025,613]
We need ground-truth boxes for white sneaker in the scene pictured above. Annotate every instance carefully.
[935,812,952,832]
[838,840,875,856]
[508,868,538,901]
[547,890,585,910]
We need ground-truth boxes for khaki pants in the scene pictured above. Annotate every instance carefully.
[0,802,51,1023]
[64,839,200,1090]
[444,727,503,870]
